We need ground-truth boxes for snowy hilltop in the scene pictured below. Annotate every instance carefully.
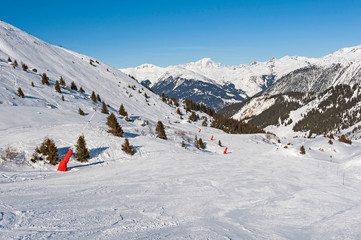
[2,20,361,239]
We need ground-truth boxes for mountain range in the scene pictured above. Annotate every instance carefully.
[121,44,361,110]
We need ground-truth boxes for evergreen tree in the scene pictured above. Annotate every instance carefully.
[106,113,123,137]
[118,104,128,116]
[70,81,78,91]
[61,95,65,101]
[189,111,199,121]
[74,135,90,162]
[21,63,28,71]
[78,108,85,116]
[161,93,166,102]
[13,60,18,69]
[218,140,222,147]
[79,87,85,93]
[7,57,11,62]
[177,108,182,116]
[31,82,35,87]
[96,94,101,102]
[91,91,97,104]
[101,101,109,114]
[182,141,186,148]
[338,135,352,144]
[17,87,24,98]
[59,76,66,86]
[144,93,148,99]
[38,138,59,165]
[121,138,135,155]
[198,138,205,149]
[194,135,199,149]
[300,146,306,155]
[156,121,167,140]
[328,139,333,145]
[55,80,61,93]
[41,73,49,85]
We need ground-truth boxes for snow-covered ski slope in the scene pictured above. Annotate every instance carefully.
[2,131,361,239]
[2,20,361,239]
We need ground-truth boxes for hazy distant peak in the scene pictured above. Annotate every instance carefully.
[185,57,222,68]
[136,63,159,69]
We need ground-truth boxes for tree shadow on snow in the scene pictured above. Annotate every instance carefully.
[132,145,141,154]
[24,96,42,100]
[68,161,105,170]
[58,147,72,159]
[89,147,109,158]
[123,132,140,138]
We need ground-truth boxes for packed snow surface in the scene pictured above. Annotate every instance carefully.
[2,119,361,239]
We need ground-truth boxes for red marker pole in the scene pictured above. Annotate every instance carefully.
[223,147,228,154]
[57,149,73,172]
[63,149,73,164]
[198,129,201,133]
[211,136,213,141]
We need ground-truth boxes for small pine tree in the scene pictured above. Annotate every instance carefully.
[70,81,78,91]
[17,87,24,98]
[41,73,49,85]
[202,118,207,127]
[78,108,85,116]
[189,111,199,122]
[7,57,11,62]
[194,135,199,149]
[39,138,59,165]
[198,138,205,149]
[79,87,85,93]
[182,141,186,148]
[121,138,135,155]
[101,101,109,114]
[55,80,61,93]
[91,91,97,104]
[106,113,123,137]
[156,121,167,140]
[118,104,128,116]
[161,93,166,102]
[21,63,28,71]
[338,135,352,144]
[74,135,90,162]
[59,76,66,86]
[144,93,148,99]
[13,60,18,69]
[31,82,35,87]
[61,95,65,101]
[300,146,306,155]
[328,139,333,145]
[177,108,182,116]
[96,94,101,102]
[218,140,222,147]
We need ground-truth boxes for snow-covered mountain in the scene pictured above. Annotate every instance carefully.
[122,44,361,110]
[263,45,361,95]
[0,20,180,122]
[219,83,361,138]
[121,56,316,109]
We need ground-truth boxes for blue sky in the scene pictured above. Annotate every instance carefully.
[2,0,361,68]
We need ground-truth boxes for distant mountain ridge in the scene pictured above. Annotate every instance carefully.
[121,44,361,109]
